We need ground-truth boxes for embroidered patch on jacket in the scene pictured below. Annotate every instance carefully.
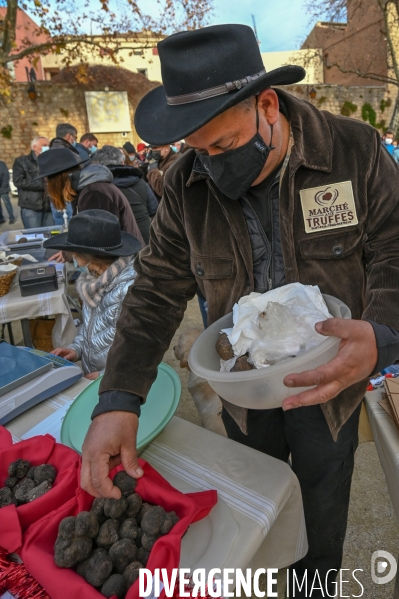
[300,181,358,233]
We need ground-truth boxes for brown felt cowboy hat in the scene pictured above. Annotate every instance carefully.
[134,24,305,145]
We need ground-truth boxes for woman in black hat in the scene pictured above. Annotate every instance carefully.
[36,148,145,246]
[46,209,142,379]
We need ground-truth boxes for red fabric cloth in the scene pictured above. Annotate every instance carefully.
[0,427,80,553]
[21,459,217,599]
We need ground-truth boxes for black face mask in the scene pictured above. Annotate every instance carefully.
[197,107,275,200]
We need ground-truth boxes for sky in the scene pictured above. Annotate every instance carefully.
[209,0,313,52]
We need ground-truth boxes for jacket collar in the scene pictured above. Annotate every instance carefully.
[275,89,332,173]
[186,89,333,187]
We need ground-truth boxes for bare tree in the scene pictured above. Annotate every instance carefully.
[0,0,212,91]
[302,0,399,125]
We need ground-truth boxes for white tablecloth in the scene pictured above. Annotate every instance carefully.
[365,390,399,521]
[0,271,76,347]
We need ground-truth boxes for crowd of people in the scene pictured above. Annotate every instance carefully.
[0,123,186,242]
[0,124,187,381]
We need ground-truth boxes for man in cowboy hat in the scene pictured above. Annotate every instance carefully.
[81,24,399,596]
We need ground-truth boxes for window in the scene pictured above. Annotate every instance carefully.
[133,50,142,56]
[137,68,148,77]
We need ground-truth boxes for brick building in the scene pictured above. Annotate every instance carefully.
[301,0,387,86]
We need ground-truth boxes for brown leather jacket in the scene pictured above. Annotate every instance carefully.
[101,90,399,440]
[147,148,179,198]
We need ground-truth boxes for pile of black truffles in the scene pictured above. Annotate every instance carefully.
[0,459,57,507]
[54,471,180,599]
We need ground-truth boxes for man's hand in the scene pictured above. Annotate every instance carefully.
[282,319,377,410]
[81,411,143,498]
[51,347,78,361]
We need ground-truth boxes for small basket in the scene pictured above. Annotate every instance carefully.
[0,270,17,297]
[10,257,23,267]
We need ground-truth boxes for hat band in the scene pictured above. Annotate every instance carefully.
[166,69,266,106]
[65,240,122,251]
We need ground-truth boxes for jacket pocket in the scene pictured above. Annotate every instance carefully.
[190,253,234,279]
[299,228,364,260]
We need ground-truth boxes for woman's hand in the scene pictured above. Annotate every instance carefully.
[48,251,65,263]
[51,347,78,362]
[85,371,100,380]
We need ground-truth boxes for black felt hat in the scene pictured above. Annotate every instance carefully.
[134,24,306,145]
[43,209,142,257]
[34,147,89,180]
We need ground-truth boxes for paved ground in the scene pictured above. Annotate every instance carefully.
[2,197,398,598]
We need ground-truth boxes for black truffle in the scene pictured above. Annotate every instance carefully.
[26,466,36,480]
[125,493,142,518]
[160,511,180,535]
[27,480,52,502]
[104,497,127,519]
[8,459,31,479]
[141,532,158,551]
[119,518,140,542]
[77,548,113,588]
[91,497,105,518]
[141,506,167,536]
[109,538,137,573]
[34,464,57,485]
[215,332,234,360]
[101,573,127,598]
[0,486,16,507]
[54,536,92,568]
[75,511,99,538]
[54,513,98,568]
[230,355,254,372]
[96,519,120,550]
[4,477,18,489]
[113,471,137,497]
[58,516,76,537]
[123,561,143,587]
[13,478,36,504]
[137,503,153,524]
[137,547,150,566]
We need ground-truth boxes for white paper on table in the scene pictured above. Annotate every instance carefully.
[6,253,38,263]
[21,401,73,442]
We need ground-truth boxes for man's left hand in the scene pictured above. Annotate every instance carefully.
[282,319,377,410]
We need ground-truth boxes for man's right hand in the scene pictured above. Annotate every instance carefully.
[81,411,143,498]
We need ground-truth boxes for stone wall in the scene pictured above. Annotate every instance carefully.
[279,83,396,129]
[1,81,397,169]
[0,82,141,169]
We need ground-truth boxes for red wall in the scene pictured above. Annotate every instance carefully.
[0,7,48,81]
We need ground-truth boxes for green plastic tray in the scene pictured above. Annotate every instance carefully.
[61,363,181,454]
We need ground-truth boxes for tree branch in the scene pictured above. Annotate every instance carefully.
[1,35,156,64]
[324,57,399,86]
